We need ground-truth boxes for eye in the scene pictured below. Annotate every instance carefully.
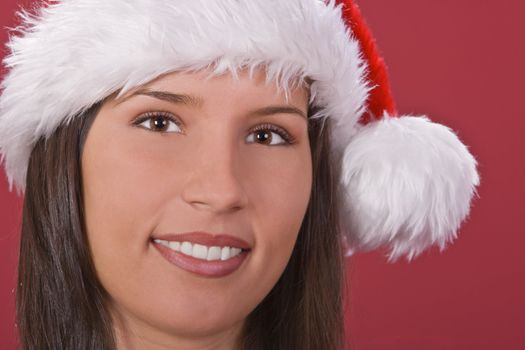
[246,123,295,146]
[132,112,182,133]
[132,113,295,146]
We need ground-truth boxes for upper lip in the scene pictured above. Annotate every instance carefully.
[152,231,252,250]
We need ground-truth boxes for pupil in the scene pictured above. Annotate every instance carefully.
[256,130,270,143]
[153,117,167,130]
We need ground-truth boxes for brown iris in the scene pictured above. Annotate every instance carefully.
[256,130,272,144]
[151,117,169,132]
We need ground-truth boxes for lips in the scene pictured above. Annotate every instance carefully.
[151,231,252,278]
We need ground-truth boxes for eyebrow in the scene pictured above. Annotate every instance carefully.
[117,88,204,108]
[116,89,307,120]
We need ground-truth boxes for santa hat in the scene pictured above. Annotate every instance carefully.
[0,0,479,261]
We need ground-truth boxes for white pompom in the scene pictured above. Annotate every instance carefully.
[338,114,480,262]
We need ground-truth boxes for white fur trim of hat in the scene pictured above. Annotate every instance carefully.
[0,0,480,261]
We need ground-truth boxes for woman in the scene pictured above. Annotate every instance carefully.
[0,0,480,349]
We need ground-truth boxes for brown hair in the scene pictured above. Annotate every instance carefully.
[17,102,347,349]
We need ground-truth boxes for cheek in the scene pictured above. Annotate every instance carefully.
[242,144,313,296]
[253,153,311,247]
[81,124,168,290]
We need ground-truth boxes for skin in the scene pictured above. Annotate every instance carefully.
[81,67,312,350]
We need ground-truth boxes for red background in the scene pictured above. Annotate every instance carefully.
[1,1,524,349]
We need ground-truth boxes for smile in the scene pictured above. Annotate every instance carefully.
[153,239,244,261]
[151,232,252,278]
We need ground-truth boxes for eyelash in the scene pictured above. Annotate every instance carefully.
[131,111,296,145]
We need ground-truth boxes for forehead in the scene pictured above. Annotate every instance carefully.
[114,66,311,108]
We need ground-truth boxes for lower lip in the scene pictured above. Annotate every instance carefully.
[152,241,249,278]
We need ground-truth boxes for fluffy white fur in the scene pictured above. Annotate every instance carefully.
[0,0,369,194]
[0,0,479,260]
[338,114,480,261]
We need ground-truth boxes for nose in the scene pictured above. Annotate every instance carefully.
[180,130,248,214]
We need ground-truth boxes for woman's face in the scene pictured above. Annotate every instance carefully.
[81,68,312,347]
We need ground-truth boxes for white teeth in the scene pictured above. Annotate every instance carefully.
[180,241,193,255]
[154,239,244,261]
[231,247,241,257]
[168,241,180,251]
[207,246,222,261]
[192,244,208,259]
[221,246,231,261]
[154,239,170,247]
